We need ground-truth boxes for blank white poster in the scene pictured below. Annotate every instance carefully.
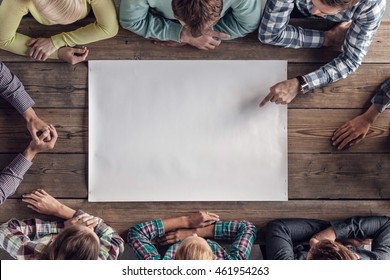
[89,60,287,201]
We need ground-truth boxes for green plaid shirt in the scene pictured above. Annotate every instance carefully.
[128,219,257,260]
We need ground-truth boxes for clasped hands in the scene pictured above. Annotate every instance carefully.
[27,37,88,65]
[158,211,219,245]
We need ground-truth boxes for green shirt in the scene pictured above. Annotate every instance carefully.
[119,0,261,42]
[0,0,118,59]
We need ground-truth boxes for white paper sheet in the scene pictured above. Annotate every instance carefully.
[89,60,287,201]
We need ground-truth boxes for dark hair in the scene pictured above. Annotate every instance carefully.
[309,240,356,260]
[320,0,359,9]
[40,225,100,260]
[172,0,223,37]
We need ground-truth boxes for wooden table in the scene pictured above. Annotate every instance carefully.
[1,19,389,258]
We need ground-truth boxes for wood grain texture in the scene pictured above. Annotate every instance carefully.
[0,108,87,153]
[289,154,390,199]
[288,109,390,153]
[1,62,389,110]
[1,199,390,238]
[0,154,87,198]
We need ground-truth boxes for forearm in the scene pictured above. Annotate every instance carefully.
[195,224,215,238]
[214,0,261,39]
[119,0,182,41]
[162,215,191,232]
[51,0,118,49]
[258,0,323,48]
[0,154,32,204]
[0,63,35,114]
[371,79,390,113]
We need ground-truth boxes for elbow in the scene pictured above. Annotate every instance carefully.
[105,21,119,39]
[258,29,282,45]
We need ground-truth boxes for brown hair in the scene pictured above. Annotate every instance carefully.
[40,225,100,260]
[175,240,214,260]
[308,240,356,260]
[320,0,359,9]
[172,0,223,37]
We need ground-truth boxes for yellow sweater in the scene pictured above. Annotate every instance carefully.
[0,0,118,59]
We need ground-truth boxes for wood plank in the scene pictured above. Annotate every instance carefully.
[0,63,87,108]
[289,154,390,199]
[1,199,390,237]
[1,109,388,153]
[1,19,388,62]
[288,109,390,153]
[2,153,388,201]
[0,154,87,198]
[0,109,87,153]
[288,63,390,109]
[1,62,389,109]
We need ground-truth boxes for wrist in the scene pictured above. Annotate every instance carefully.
[363,105,380,124]
[22,107,37,123]
[180,29,190,44]
[57,204,76,219]
[22,146,37,161]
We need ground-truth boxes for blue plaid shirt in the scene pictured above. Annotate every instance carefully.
[372,78,390,113]
[259,0,386,90]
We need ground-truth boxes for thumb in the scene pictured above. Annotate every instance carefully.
[72,47,87,55]
[211,31,231,39]
[38,129,50,141]
[27,39,37,47]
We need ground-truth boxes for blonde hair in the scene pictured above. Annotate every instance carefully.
[175,240,214,260]
[32,0,85,24]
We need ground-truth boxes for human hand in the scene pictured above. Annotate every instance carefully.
[58,47,89,65]
[23,108,51,142]
[332,114,372,150]
[158,229,196,245]
[259,78,300,107]
[22,189,64,216]
[324,20,352,47]
[186,211,219,228]
[27,38,57,61]
[340,238,371,248]
[24,124,58,161]
[64,213,100,229]
[180,28,230,50]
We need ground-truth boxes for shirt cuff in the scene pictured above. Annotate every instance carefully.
[13,92,35,115]
[168,23,184,42]
[9,154,33,175]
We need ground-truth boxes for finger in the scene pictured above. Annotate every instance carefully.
[332,129,350,146]
[48,125,58,142]
[338,133,358,150]
[259,92,273,107]
[332,124,348,140]
[206,212,219,220]
[211,31,231,39]
[30,127,40,142]
[209,39,221,47]
[38,129,50,141]
[349,135,364,146]
[27,39,37,47]
[26,204,39,212]
[37,189,48,196]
